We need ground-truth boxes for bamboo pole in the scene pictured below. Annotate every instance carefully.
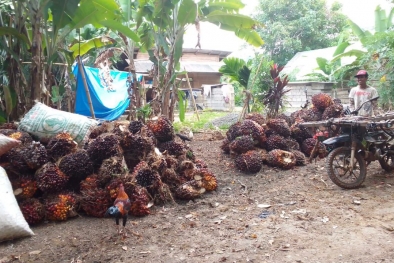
[184,70,200,121]
[76,56,95,119]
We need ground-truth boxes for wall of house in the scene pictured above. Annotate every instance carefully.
[285,82,349,113]
[178,72,221,89]
[136,53,149,60]
[180,53,220,62]
[136,52,220,62]
[204,85,235,111]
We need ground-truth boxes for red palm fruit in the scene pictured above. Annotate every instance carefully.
[19,198,45,225]
[44,193,77,221]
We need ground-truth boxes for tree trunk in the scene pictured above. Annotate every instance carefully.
[161,47,176,121]
[30,12,42,105]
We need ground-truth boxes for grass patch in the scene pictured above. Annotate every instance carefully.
[173,110,229,132]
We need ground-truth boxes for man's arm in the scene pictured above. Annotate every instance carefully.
[371,88,379,116]
[348,88,355,111]
[349,98,355,111]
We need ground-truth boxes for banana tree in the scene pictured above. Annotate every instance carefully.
[0,0,31,119]
[138,0,264,121]
[310,40,365,83]
[219,57,251,117]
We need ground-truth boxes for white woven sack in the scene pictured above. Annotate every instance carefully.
[0,167,34,242]
[0,134,20,157]
[18,102,98,145]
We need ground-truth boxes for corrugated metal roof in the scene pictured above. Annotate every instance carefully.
[283,42,365,81]
[134,60,224,73]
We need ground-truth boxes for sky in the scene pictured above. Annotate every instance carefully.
[182,0,394,53]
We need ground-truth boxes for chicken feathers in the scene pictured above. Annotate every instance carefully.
[105,183,131,238]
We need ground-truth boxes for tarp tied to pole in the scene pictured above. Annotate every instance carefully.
[72,64,142,121]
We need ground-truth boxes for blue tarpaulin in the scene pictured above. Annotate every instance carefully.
[73,63,142,121]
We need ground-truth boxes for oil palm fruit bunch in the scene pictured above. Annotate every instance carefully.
[290,110,307,122]
[8,131,33,145]
[290,150,306,166]
[266,134,288,151]
[245,113,265,126]
[185,146,196,162]
[133,161,158,187]
[80,174,100,191]
[220,139,231,154]
[239,120,266,147]
[129,185,151,217]
[302,107,322,122]
[19,198,45,225]
[322,103,343,120]
[0,122,18,129]
[5,145,33,173]
[284,138,300,151]
[86,133,121,169]
[58,150,94,190]
[128,120,144,134]
[44,193,77,221]
[175,180,205,200]
[193,168,217,191]
[89,121,113,139]
[121,132,155,166]
[12,176,37,200]
[25,141,48,170]
[35,162,69,193]
[194,159,208,169]
[277,113,294,126]
[229,135,255,154]
[301,138,326,157]
[80,187,111,217]
[161,167,184,191]
[258,149,269,163]
[158,140,185,157]
[146,116,175,142]
[46,132,78,161]
[266,149,296,170]
[234,150,263,173]
[147,179,174,205]
[264,128,275,138]
[0,129,17,136]
[177,160,196,180]
[290,122,313,144]
[266,119,291,137]
[311,93,333,111]
[226,122,242,141]
[333,98,342,104]
[97,156,127,185]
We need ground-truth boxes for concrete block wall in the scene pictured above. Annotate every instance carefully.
[285,82,349,113]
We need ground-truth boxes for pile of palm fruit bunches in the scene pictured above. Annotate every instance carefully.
[221,93,344,173]
[0,116,217,226]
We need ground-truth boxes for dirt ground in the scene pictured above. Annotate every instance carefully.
[1,132,394,263]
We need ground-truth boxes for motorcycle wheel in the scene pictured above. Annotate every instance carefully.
[379,152,394,172]
[326,146,366,189]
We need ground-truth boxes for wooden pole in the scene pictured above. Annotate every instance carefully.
[76,56,96,119]
[184,70,200,121]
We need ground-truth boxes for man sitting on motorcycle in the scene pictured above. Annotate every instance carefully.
[349,70,378,117]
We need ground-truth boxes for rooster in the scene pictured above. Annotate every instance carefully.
[105,183,131,238]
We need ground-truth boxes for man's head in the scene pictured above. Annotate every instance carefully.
[355,70,368,88]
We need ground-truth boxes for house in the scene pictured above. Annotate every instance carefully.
[134,48,235,111]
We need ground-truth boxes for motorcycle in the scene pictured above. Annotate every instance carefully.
[301,96,394,189]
